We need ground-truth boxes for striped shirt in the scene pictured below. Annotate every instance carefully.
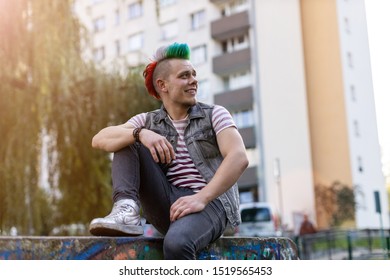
[128,105,236,190]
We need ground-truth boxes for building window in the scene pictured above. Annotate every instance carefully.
[161,21,178,40]
[191,44,207,65]
[232,110,254,129]
[344,17,351,34]
[127,33,143,52]
[93,16,105,33]
[93,46,105,62]
[353,120,360,137]
[350,84,356,102]
[222,77,229,91]
[235,35,248,50]
[221,35,249,54]
[191,10,205,30]
[347,51,353,68]
[221,0,249,17]
[128,1,143,20]
[197,79,210,103]
[221,40,229,54]
[357,156,364,173]
[221,73,252,91]
[115,40,121,56]
[229,71,251,90]
[159,0,176,8]
[114,9,120,26]
[222,41,228,53]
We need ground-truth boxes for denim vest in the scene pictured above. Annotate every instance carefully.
[144,102,241,227]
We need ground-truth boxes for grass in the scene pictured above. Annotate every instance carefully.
[299,230,390,259]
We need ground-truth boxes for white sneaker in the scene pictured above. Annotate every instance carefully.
[89,199,144,236]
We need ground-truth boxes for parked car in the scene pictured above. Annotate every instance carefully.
[236,202,282,237]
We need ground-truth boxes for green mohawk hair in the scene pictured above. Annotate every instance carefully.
[165,42,190,59]
[153,42,191,61]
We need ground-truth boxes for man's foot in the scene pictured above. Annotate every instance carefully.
[89,199,144,236]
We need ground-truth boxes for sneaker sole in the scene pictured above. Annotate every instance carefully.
[89,222,144,237]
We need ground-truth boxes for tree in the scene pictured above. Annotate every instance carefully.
[0,0,159,235]
[315,181,357,228]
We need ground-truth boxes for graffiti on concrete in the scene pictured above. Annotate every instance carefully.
[198,237,298,260]
[0,236,298,260]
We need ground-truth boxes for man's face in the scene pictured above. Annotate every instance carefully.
[162,59,198,108]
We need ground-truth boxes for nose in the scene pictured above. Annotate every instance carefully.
[189,74,197,85]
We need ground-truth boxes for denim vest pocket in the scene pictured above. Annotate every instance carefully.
[190,128,220,160]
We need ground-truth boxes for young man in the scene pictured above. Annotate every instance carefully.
[89,42,248,259]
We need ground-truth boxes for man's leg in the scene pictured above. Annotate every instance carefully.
[89,144,172,236]
[137,145,228,259]
[137,144,174,235]
[163,197,228,260]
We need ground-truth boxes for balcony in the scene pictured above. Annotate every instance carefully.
[238,126,256,149]
[211,10,250,41]
[238,166,257,188]
[212,47,251,76]
[209,0,230,4]
[214,86,253,112]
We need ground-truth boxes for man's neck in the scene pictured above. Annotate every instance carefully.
[164,104,192,121]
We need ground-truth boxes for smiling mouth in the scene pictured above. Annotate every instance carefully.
[185,88,197,94]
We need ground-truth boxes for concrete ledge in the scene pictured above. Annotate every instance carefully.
[0,236,298,260]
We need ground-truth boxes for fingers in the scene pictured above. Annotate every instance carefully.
[170,199,188,222]
[170,198,182,221]
[142,130,175,163]
[170,204,191,222]
[170,196,205,222]
[150,139,175,164]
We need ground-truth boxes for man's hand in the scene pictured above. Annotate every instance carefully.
[169,193,208,222]
[139,129,176,164]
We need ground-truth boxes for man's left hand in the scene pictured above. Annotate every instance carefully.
[169,193,208,222]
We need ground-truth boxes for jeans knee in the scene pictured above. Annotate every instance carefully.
[163,232,195,260]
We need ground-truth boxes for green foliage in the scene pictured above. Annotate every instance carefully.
[0,0,159,235]
[334,183,356,225]
[315,181,357,227]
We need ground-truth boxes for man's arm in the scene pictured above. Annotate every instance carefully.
[91,122,136,152]
[92,122,176,163]
[170,126,249,221]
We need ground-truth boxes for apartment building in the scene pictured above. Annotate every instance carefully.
[301,0,388,228]
[75,0,389,230]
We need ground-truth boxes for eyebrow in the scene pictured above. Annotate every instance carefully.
[177,69,196,77]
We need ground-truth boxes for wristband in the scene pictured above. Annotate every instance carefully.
[133,127,145,143]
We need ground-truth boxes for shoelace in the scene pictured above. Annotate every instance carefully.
[109,204,134,218]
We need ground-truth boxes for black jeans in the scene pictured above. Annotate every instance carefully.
[111,144,228,259]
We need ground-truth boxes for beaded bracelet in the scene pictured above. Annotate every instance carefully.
[133,127,145,143]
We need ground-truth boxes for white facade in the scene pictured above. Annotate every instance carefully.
[336,0,389,228]
[251,0,314,230]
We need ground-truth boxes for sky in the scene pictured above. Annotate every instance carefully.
[364,0,390,179]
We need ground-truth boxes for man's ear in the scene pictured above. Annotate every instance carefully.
[156,79,167,93]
